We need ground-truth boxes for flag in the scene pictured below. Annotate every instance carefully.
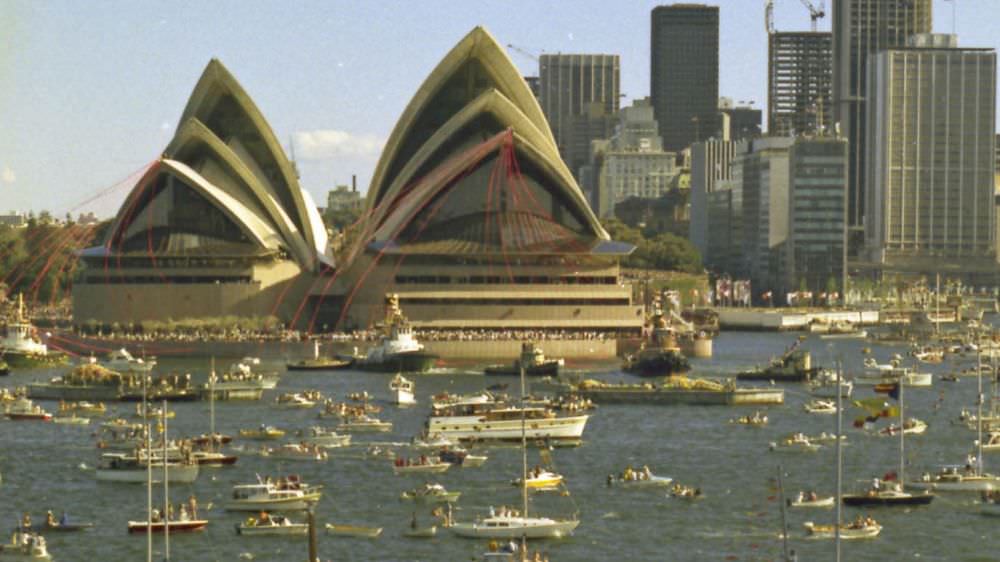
[853,397,889,415]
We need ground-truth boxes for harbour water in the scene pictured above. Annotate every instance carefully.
[0,331,995,561]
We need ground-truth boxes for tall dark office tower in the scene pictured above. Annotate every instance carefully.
[768,32,832,137]
[832,0,931,238]
[651,4,720,152]
[538,54,620,178]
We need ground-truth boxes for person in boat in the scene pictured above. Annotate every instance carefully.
[45,510,56,527]
[59,511,68,526]
[151,509,161,523]
[808,491,818,502]
[188,495,198,519]
[178,505,189,522]
[21,512,30,530]
[643,465,652,480]
[502,539,518,553]
[607,474,615,486]
[259,511,270,523]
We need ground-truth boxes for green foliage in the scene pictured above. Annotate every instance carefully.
[602,219,702,274]
[0,222,104,305]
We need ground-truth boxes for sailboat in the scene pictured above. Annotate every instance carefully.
[842,379,934,506]
[912,352,1000,492]
[127,398,207,536]
[190,367,238,467]
[450,355,579,540]
[803,364,882,542]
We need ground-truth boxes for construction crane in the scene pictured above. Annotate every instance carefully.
[765,0,775,34]
[506,43,539,62]
[799,0,826,32]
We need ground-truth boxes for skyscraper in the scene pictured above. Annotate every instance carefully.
[768,32,832,137]
[651,4,720,152]
[538,53,620,177]
[865,34,997,274]
[832,0,931,239]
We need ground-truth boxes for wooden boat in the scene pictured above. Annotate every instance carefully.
[29,517,95,533]
[235,514,308,536]
[238,426,286,440]
[127,519,208,534]
[803,520,881,539]
[325,524,383,538]
[190,451,238,466]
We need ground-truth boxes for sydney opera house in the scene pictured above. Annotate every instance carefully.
[73,27,643,334]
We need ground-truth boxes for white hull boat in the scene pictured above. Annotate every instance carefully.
[609,474,673,488]
[225,481,323,512]
[450,515,578,539]
[298,427,351,448]
[803,521,881,539]
[393,462,451,475]
[95,455,199,484]
[236,515,308,536]
[390,374,416,406]
[788,496,835,508]
[325,524,383,538]
[0,531,50,560]
[427,412,589,442]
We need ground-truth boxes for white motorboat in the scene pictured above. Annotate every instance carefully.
[803,520,881,540]
[877,418,928,436]
[225,477,323,512]
[769,434,822,453]
[450,513,579,539]
[235,514,308,536]
[910,465,1000,492]
[337,414,392,433]
[261,443,328,462]
[393,459,452,475]
[0,530,50,561]
[856,359,932,387]
[102,348,156,373]
[297,426,351,448]
[411,433,454,449]
[400,483,461,504]
[391,373,416,406]
[52,414,90,425]
[95,453,199,484]
[608,468,673,489]
[803,399,837,414]
[808,369,853,398]
[275,393,317,409]
[788,492,835,508]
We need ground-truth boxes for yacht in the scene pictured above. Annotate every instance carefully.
[102,348,155,373]
[855,358,932,387]
[450,512,579,539]
[224,477,323,512]
[426,401,588,443]
[95,453,199,484]
[390,373,416,405]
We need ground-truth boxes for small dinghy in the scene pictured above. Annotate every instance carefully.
[787,491,835,508]
[325,524,383,538]
[235,514,308,536]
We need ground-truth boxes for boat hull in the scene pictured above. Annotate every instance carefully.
[26,383,122,402]
[842,493,934,506]
[96,465,199,484]
[566,387,784,406]
[358,351,438,373]
[427,414,588,442]
[127,520,207,534]
[393,463,451,475]
[225,493,322,512]
[286,359,352,371]
[235,523,308,536]
[325,524,383,538]
[2,351,67,369]
[450,518,579,539]
[484,362,560,377]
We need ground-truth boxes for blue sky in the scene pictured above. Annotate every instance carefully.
[0,0,995,217]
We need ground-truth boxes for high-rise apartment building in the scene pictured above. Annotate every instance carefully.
[866,34,997,274]
[768,32,833,137]
[786,137,848,297]
[538,54,620,178]
[832,0,931,237]
[651,4,720,152]
[737,137,794,298]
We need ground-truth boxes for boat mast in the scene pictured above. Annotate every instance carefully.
[209,358,216,452]
[776,465,790,561]
[520,361,528,558]
[978,350,985,476]
[935,273,940,335]
[163,400,170,561]
[898,374,905,487]
[834,362,842,560]
[144,374,152,562]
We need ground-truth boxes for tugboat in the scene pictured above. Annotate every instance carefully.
[0,294,66,368]
[484,342,563,377]
[622,309,689,378]
[737,342,819,383]
[356,295,438,373]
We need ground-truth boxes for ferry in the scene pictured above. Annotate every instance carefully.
[224,477,322,512]
[426,400,588,443]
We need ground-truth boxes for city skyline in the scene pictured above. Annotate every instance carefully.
[1,0,995,217]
